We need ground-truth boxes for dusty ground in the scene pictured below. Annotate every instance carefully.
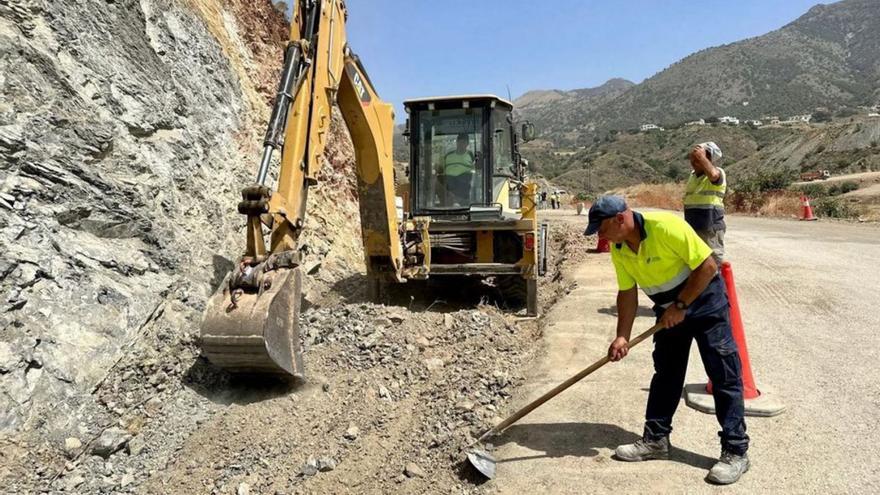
[490,209,880,494]
[7,206,879,493]
[0,209,592,494]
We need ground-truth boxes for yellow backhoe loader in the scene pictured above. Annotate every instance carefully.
[200,0,546,378]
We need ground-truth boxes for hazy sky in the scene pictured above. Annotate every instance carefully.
[293,1,827,118]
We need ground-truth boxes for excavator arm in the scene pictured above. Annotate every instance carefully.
[200,0,404,378]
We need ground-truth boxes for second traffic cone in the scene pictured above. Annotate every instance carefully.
[596,237,610,253]
[800,195,817,221]
[684,261,786,417]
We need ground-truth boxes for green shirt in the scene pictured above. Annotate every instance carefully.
[444,151,474,177]
[611,211,714,308]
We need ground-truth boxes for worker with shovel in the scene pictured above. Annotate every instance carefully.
[585,195,750,485]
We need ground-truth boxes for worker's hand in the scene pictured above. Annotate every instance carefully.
[659,305,686,329]
[608,336,629,362]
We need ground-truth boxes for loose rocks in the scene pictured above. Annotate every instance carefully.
[91,428,132,458]
[404,462,426,478]
[63,437,82,458]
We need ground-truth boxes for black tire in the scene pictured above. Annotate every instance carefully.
[497,275,528,306]
[497,276,538,316]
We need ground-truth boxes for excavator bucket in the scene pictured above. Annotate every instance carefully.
[199,267,304,378]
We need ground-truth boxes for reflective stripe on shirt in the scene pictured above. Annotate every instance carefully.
[684,168,726,230]
[610,211,714,308]
[444,151,474,177]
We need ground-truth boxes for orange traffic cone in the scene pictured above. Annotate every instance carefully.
[684,261,785,417]
[800,195,817,221]
[707,262,758,399]
[595,237,610,253]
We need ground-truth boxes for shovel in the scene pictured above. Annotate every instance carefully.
[465,323,663,479]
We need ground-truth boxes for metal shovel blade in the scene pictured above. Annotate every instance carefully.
[466,449,497,480]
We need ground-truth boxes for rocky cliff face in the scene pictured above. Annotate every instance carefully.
[0,0,358,456]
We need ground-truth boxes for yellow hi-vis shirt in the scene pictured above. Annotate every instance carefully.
[684,168,726,230]
[444,151,474,177]
[611,211,721,312]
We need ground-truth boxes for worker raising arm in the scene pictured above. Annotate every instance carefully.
[684,142,726,265]
[584,195,750,485]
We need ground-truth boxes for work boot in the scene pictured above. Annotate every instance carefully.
[613,437,670,462]
[706,450,750,485]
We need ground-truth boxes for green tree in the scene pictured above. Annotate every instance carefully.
[811,110,832,123]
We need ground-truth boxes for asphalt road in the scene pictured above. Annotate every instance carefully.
[488,210,880,494]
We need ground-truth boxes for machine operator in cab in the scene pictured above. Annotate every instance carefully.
[443,133,475,206]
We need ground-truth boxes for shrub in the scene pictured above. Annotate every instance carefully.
[813,197,858,218]
[665,164,685,181]
[838,181,859,194]
[795,183,827,198]
[812,110,832,123]
[645,158,666,171]
[736,169,795,193]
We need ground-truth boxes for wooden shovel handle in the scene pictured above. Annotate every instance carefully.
[477,322,663,442]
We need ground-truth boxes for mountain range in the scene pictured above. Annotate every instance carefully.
[515,0,880,146]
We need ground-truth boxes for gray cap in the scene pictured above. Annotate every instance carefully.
[698,141,723,164]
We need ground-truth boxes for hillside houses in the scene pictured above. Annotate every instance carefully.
[781,114,812,125]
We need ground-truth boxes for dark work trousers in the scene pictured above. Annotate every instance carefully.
[643,305,750,455]
[445,173,473,205]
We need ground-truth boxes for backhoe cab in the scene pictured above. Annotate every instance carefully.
[391,95,545,312]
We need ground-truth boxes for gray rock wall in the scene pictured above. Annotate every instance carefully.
[0,0,266,435]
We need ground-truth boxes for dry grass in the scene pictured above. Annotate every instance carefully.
[608,183,811,219]
[609,182,685,210]
[756,191,802,218]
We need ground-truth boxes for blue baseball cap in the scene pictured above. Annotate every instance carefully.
[584,195,627,235]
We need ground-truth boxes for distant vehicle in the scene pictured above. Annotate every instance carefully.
[800,170,831,182]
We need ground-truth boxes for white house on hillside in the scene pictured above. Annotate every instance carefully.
[786,114,812,123]
[685,119,706,126]
[719,116,740,125]
[640,123,663,132]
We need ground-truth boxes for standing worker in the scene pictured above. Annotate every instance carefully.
[684,142,726,264]
[584,195,750,485]
[551,191,559,210]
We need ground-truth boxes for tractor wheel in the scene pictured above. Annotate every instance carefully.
[497,275,538,316]
[497,275,526,306]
